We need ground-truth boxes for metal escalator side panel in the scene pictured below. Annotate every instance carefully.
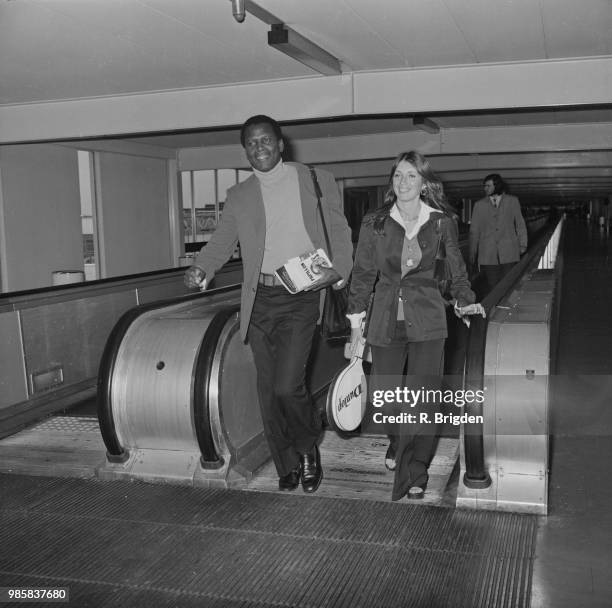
[111,314,209,452]
[462,217,563,490]
[97,286,239,461]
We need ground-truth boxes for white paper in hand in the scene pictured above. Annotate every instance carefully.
[274,248,333,294]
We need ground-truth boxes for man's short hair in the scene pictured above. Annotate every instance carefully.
[483,173,507,195]
[240,115,283,147]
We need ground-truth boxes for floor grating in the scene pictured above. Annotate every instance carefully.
[1,473,537,608]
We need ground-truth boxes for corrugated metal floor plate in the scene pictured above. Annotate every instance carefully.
[0,473,537,607]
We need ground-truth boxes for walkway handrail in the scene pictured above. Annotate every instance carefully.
[462,216,564,488]
[193,304,240,468]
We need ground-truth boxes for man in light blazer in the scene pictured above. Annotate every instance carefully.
[469,173,527,292]
[185,115,353,494]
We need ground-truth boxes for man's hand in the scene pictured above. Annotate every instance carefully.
[454,302,486,318]
[184,266,207,290]
[303,263,343,291]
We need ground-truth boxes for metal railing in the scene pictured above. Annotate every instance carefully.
[462,216,565,488]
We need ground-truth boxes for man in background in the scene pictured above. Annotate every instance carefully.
[469,173,527,293]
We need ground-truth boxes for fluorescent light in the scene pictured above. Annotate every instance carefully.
[268,24,342,76]
[413,116,440,134]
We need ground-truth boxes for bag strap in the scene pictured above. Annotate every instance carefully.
[362,292,375,340]
[309,166,333,255]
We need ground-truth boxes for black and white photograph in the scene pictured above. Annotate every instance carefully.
[0,1,611,606]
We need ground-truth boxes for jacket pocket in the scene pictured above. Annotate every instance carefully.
[401,285,446,340]
[368,286,397,343]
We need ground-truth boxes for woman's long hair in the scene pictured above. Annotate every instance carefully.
[373,151,454,234]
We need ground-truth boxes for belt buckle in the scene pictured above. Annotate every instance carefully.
[260,273,275,287]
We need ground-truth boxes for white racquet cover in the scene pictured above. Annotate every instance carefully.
[326,337,368,432]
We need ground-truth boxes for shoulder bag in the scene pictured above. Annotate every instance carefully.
[309,167,352,342]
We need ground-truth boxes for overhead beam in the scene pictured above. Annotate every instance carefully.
[243,0,282,25]
[441,123,612,154]
[444,183,612,193]
[320,151,612,180]
[57,140,177,160]
[0,76,353,145]
[354,57,612,114]
[268,24,342,75]
[178,125,612,171]
[440,168,612,183]
[236,1,343,75]
[1,57,610,144]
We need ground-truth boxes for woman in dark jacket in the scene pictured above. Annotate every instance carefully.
[347,151,484,500]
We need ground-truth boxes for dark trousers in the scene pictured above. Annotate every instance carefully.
[247,285,322,477]
[370,330,445,501]
[480,262,515,293]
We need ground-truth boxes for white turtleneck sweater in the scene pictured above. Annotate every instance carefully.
[253,161,315,274]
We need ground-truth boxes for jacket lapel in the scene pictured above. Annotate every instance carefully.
[387,212,443,278]
[377,216,404,282]
[241,175,266,256]
[294,163,319,246]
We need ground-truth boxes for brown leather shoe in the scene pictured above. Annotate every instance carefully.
[278,465,300,491]
[300,445,323,493]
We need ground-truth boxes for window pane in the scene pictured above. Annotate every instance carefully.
[193,171,216,242]
[181,173,192,209]
[217,169,236,205]
[81,217,94,234]
[181,172,194,242]
[77,151,97,279]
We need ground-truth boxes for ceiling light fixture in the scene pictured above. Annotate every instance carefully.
[268,24,342,76]
[413,115,440,134]
[231,0,246,23]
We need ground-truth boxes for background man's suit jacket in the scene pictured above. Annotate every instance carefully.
[469,193,527,265]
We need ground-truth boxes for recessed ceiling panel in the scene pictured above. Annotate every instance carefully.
[343,0,476,66]
[541,0,612,57]
[443,0,546,63]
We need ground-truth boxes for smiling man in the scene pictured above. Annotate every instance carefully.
[185,115,353,493]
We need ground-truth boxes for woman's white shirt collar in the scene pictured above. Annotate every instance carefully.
[391,201,436,239]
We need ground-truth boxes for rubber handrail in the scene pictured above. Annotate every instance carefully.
[97,284,239,462]
[0,260,242,301]
[193,305,241,468]
[462,217,563,488]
